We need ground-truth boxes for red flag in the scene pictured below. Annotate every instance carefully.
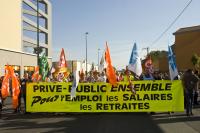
[145,56,153,73]
[9,66,20,109]
[59,48,67,68]
[32,66,40,81]
[105,42,117,86]
[1,65,10,98]
[56,48,69,80]
[57,48,68,78]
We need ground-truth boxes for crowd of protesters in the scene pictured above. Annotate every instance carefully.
[0,73,30,115]
[0,68,199,117]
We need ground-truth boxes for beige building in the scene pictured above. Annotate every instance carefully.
[0,0,52,77]
[151,25,200,72]
[173,25,200,71]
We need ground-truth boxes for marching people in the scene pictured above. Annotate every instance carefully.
[79,71,85,83]
[153,72,162,80]
[14,73,21,113]
[99,71,107,82]
[141,69,154,80]
[57,72,65,82]
[86,71,95,83]
[1,62,198,117]
[0,76,3,117]
[123,66,130,82]
[162,73,169,80]
[0,92,2,118]
[118,73,124,82]
[116,72,121,82]
[182,69,199,116]
[193,70,199,105]
[93,71,99,82]
[124,66,136,94]
[20,73,29,113]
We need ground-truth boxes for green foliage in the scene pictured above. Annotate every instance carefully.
[191,54,200,69]
[148,50,167,61]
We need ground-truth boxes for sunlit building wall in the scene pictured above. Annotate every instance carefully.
[0,0,52,77]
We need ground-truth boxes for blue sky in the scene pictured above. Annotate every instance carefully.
[50,0,200,70]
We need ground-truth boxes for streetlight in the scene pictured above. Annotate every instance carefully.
[85,32,89,76]
[142,47,150,57]
[98,48,100,71]
[36,0,40,66]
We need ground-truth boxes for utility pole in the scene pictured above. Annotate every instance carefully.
[142,47,150,57]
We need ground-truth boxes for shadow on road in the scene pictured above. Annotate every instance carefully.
[1,112,164,133]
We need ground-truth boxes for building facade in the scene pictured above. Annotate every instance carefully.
[173,25,200,71]
[0,0,52,77]
[148,25,200,72]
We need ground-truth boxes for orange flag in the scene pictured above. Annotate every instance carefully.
[32,66,40,81]
[1,65,11,98]
[9,66,20,109]
[105,42,117,86]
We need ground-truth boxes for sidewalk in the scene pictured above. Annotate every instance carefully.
[152,105,200,133]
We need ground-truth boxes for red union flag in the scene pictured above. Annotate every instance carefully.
[145,56,154,73]
[59,48,67,68]
[55,48,69,81]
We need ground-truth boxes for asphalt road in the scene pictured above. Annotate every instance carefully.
[1,98,200,133]
[0,112,162,133]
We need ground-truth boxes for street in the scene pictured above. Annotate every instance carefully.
[1,98,200,133]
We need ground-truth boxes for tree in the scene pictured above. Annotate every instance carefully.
[148,50,167,62]
[191,54,200,70]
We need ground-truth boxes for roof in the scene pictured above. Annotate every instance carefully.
[173,25,200,35]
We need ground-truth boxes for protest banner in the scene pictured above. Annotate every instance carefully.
[26,80,184,112]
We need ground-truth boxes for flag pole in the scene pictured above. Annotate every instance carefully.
[98,48,100,71]
[85,32,89,76]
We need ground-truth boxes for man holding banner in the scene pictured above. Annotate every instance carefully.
[20,73,29,113]
[182,69,199,116]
